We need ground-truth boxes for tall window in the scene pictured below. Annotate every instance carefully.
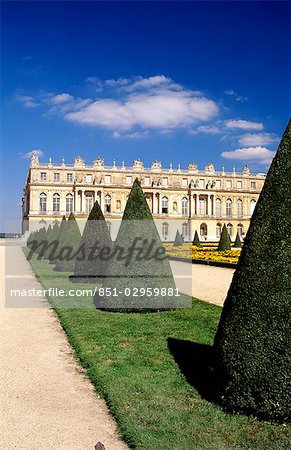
[67,173,73,182]
[227,223,233,237]
[53,193,60,213]
[237,224,243,237]
[237,180,242,189]
[162,196,168,214]
[216,223,222,238]
[250,199,256,215]
[173,201,177,212]
[85,194,93,213]
[116,199,121,210]
[162,177,168,186]
[105,194,111,213]
[182,178,188,187]
[40,172,47,181]
[226,180,232,189]
[251,181,256,189]
[39,193,47,212]
[182,222,188,239]
[182,197,188,216]
[54,173,60,182]
[66,194,73,213]
[199,198,206,215]
[237,199,243,218]
[216,180,221,189]
[162,222,169,239]
[105,175,111,184]
[85,174,92,183]
[199,179,205,188]
[144,177,150,186]
[215,198,222,216]
[226,199,232,217]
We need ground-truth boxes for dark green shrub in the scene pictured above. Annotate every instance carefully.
[54,213,81,272]
[233,231,242,248]
[214,120,291,422]
[93,178,181,311]
[49,216,66,264]
[72,200,112,282]
[173,230,183,247]
[217,224,231,251]
[192,230,200,246]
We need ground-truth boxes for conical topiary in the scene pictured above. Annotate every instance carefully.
[54,213,81,272]
[41,224,53,259]
[214,120,291,422]
[217,224,231,251]
[192,230,200,246]
[71,200,112,282]
[49,216,66,264]
[93,178,182,311]
[233,231,242,248]
[173,230,183,247]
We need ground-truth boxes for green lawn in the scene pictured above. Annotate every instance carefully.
[24,248,290,449]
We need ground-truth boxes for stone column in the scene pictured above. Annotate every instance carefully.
[213,194,216,216]
[81,190,85,213]
[190,194,195,217]
[74,190,78,213]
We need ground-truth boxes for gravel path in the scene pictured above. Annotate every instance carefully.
[0,242,128,450]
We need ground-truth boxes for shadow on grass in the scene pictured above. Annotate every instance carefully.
[167,337,217,402]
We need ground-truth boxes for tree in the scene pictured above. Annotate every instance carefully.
[214,120,291,422]
[192,230,200,247]
[93,178,181,311]
[233,231,242,248]
[54,213,81,272]
[72,200,112,282]
[217,224,231,251]
[173,230,183,247]
[49,216,66,264]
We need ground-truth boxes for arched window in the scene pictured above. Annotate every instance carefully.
[53,193,60,213]
[227,223,233,237]
[226,199,232,217]
[182,197,188,216]
[39,193,47,213]
[162,222,169,239]
[237,199,243,218]
[215,198,222,216]
[200,223,207,238]
[162,196,168,214]
[216,223,222,238]
[85,193,93,213]
[182,222,189,239]
[237,223,244,237]
[104,194,111,213]
[66,194,73,213]
[250,199,256,215]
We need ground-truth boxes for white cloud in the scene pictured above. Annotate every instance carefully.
[194,125,222,134]
[15,95,39,108]
[48,93,74,104]
[224,119,264,130]
[221,146,275,165]
[113,130,149,139]
[238,132,279,146]
[65,86,219,131]
[22,149,44,159]
[224,89,248,103]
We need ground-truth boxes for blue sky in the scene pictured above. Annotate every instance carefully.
[1,1,290,231]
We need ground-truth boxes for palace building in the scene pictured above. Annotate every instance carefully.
[22,155,266,241]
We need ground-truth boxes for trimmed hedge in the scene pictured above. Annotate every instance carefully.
[54,213,81,272]
[192,230,200,246]
[213,120,291,422]
[233,231,242,249]
[173,230,183,247]
[93,178,180,311]
[217,224,231,251]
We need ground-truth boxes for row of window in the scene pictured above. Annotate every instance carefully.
[161,222,244,239]
[38,192,257,217]
[39,171,257,190]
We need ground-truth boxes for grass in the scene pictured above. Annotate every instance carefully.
[24,248,290,449]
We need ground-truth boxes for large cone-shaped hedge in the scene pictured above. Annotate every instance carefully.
[233,231,242,249]
[93,178,180,311]
[214,120,291,422]
[72,200,112,282]
[54,213,81,272]
[49,216,66,264]
[173,230,183,246]
[217,224,231,251]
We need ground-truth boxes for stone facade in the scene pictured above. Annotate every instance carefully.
[22,156,266,241]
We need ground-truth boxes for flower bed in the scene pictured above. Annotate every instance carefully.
[164,243,240,265]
